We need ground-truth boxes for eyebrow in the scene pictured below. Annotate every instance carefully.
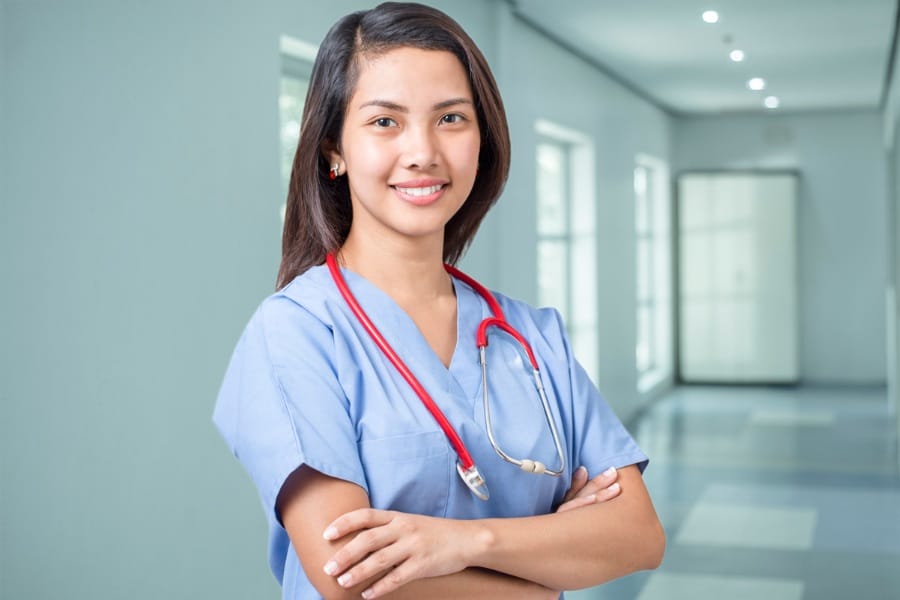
[357,97,473,112]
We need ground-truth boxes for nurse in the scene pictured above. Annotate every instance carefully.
[213,3,665,599]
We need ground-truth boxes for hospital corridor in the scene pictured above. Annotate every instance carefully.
[570,385,900,600]
[2,1,900,599]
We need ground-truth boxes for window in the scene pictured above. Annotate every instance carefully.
[634,154,673,392]
[536,140,570,316]
[535,120,598,383]
[278,36,317,222]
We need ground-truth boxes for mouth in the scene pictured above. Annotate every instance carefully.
[392,183,446,197]
[390,181,449,206]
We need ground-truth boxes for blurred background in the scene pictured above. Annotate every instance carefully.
[1,0,898,598]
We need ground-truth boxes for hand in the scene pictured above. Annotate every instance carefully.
[556,466,621,513]
[321,508,480,599]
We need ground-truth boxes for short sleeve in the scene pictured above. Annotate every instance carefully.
[551,311,649,477]
[212,295,368,527]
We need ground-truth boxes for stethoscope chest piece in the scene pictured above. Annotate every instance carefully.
[457,463,490,500]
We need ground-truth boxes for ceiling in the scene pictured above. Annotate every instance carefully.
[511,0,899,115]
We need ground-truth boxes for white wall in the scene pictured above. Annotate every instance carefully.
[674,111,888,385]
[895,111,900,473]
[0,0,7,587]
[494,11,673,417]
[0,1,670,599]
[886,107,897,450]
[882,24,900,469]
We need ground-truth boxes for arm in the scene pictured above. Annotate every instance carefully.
[325,465,664,598]
[277,466,559,600]
[475,465,664,588]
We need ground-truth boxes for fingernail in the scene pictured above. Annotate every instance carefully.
[609,482,620,492]
[337,573,352,587]
[577,466,588,476]
[361,589,374,599]
[323,561,338,575]
[323,526,338,540]
[603,466,616,477]
[586,494,597,502]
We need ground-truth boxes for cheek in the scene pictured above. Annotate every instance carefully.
[343,134,393,176]
[451,136,481,174]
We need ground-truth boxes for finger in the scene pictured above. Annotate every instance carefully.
[334,545,405,591]
[361,559,420,599]
[593,466,618,487]
[560,467,620,509]
[576,466,618,498]
[595,481,621,502]
[324,525,398,579]
[557,478,622,512]
[562,466,589,503]
[324,508,392,541]
[555,493,597,513]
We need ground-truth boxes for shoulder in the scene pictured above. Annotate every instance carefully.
[245,265,339,361]
[263,264,334,317]
[487,288,565,334]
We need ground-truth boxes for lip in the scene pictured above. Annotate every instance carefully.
[390,179,449,206]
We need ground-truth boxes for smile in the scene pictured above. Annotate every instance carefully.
[393,184,445,197]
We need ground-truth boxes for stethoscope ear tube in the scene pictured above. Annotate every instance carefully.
[327,253,566,501]
[479,344,567,477]
[326,254,479,474]
[477,317,539,369]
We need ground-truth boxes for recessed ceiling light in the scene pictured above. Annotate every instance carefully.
[747,77,766,91]
[764,96,780,109]
[702,10,720,23]
[729,49,745,62]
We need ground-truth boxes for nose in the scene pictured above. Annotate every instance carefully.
[401,124,439,169]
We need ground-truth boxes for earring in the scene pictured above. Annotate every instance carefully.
[329,164,340,180]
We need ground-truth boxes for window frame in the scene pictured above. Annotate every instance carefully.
[535,119,598,384]
[278,35,317,223]
[634,153,673,394]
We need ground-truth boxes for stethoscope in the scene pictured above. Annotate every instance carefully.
[326,253,566,501]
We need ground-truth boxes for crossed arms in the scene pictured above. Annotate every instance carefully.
[276,463,665,599]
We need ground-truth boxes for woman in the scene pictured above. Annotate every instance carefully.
[214,3,665,599]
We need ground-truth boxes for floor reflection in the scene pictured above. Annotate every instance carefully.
[569,385,900,600]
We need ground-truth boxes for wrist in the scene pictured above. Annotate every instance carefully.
[464,518,496,568]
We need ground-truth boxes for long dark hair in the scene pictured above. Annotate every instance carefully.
[276,2,510,290]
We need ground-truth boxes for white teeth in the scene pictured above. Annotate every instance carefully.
[395,184,443,197]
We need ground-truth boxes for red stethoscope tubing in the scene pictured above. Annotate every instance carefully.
[325,253,478,471]
[443,265,540,370]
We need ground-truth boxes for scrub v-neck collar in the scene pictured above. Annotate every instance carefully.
[314,264,484,402]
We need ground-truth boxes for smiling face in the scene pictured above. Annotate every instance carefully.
[327,47,481,252]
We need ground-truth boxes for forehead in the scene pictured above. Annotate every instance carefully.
[349,47,473,105]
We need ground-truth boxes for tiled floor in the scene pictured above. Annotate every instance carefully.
[568,385,900,600]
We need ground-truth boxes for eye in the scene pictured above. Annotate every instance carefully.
[373,117,397,128]
[440,113,465,125]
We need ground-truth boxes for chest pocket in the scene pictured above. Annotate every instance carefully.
[358,430,453,517]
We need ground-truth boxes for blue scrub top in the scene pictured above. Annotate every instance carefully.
[213,265,648,599]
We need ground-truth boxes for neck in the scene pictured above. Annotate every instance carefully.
[338,229,453,302]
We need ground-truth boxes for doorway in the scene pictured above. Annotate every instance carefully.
[677,171,799,383]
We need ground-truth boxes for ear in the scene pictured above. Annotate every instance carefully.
[321,138,343,170]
